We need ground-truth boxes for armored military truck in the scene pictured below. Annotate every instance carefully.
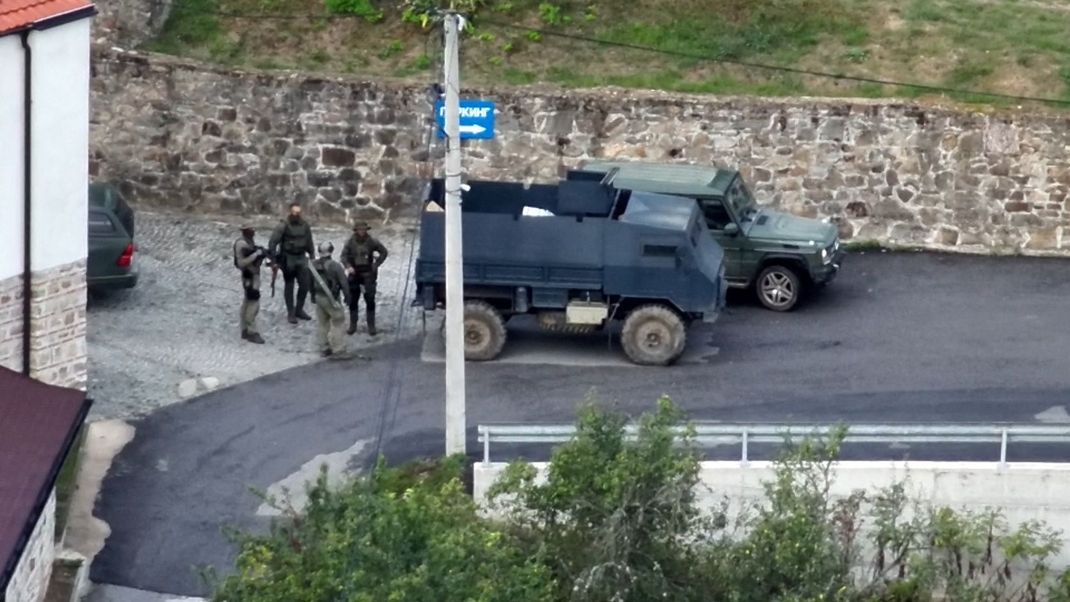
[415,178,727,366]
[570,161,844,312]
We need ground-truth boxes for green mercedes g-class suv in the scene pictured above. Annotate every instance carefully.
[570,161,843,311]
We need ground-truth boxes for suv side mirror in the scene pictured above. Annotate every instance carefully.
[723,223,740,236]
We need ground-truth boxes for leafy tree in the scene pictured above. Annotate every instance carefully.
[489,397,711,601]
[212,456,555,602]
[710,427,857,602]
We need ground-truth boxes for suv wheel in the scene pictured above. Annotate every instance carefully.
[756,265,801,312]
[462,300,507,361]
[620,304,687,366]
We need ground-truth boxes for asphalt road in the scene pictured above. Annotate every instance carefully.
[91,251,1070,596]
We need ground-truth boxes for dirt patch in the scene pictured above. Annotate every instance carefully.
[884,12,906,31]
[990,60,1064,100]
[64,420,136,564]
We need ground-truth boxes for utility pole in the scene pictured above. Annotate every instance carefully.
[443,12,466,456]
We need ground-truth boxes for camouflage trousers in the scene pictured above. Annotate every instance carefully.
[315,294,347,354]
[241,272,261,335]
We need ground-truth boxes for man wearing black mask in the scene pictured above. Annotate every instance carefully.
[269,202,315,324]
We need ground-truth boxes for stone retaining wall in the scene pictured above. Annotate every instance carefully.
[3,492,55,602]
[0,262,88,391]
[90,49,1070,254]
[0,274,27,374]
[29,261,88,391]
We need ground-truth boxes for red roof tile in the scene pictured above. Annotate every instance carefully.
[0,0,95,36]
[0,366,91,591]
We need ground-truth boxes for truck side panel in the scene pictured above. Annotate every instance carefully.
[602,220,695,310]
[417,210,605,308]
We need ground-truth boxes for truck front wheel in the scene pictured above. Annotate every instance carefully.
[621,304,687,366]
[463,300,507,361]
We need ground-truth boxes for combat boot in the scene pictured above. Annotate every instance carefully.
[347,310,358,335]
[366,309,377,337]
[295,290,312,321]
[285,296,297,324]
[243,331,266,344]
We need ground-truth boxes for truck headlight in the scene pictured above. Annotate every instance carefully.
[821,247,831,264]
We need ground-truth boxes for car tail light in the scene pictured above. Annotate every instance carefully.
[117,243,135,268]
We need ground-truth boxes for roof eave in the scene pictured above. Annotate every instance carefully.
[0,3,96,37]
[0,395,93,591]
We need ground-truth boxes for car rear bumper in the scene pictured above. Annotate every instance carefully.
[88,271,139,290]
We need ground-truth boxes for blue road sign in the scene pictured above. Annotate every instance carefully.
[435,99,495,140]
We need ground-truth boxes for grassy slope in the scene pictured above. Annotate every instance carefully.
[148,0,1070,107]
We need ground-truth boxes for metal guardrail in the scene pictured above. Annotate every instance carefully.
[476,423,1070,466]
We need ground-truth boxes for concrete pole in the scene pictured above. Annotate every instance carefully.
[443,13,466,456]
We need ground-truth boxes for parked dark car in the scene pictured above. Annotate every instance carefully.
[88,183,138,291]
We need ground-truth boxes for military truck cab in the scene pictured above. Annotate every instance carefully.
[415,178,726,366]
[571,161,844,312]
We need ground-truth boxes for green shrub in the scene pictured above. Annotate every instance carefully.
[214,399,1070,602]
[324,0,383,21]
[490,397,709,602]
[149,0,222,53]
[211,457,554,602]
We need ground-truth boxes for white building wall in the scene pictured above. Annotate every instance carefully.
[28,19,91,272]
[0,34,27,282]
[0,19,91,388]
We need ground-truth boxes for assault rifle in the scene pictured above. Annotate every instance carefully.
[247,245,280,297]
[268,250,281,298]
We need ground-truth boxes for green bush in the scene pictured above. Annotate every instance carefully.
[148,0,222,53]
[490,397,707,601]
[211,457,554,602]
[324,0,384,21]
[215,399,1070,602]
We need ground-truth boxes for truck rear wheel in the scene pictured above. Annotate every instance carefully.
[620,304,687,366]
[463,301,507,361]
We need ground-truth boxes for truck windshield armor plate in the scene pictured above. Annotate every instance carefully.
[617,192,693,231]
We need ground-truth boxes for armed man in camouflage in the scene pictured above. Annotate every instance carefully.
[310,241,352,359]
[269,202,316,325]
[340,220,388,336]
[233,224,267,344]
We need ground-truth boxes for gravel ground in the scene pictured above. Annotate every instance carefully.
[87,211,423,419]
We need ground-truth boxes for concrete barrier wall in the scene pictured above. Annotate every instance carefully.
[474,461,1070,568]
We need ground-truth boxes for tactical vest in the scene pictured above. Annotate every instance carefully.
[233,238,252,271]
[281,220,311,255]
[347,236,379,268]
